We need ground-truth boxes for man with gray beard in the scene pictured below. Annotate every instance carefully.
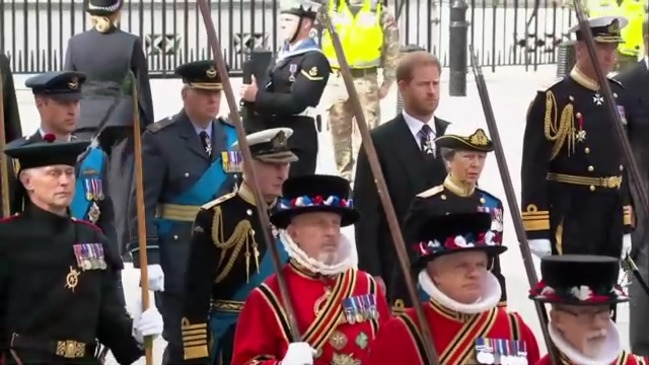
[231,174,391,365]
[532,255,648,364]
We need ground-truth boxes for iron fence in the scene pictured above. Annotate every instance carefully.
[0,0,576,76]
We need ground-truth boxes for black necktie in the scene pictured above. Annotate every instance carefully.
[418,124,435,157]
[199,131,212,156]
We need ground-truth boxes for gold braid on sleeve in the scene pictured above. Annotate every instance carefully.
[211,206,260,283]
[543,90,575,160]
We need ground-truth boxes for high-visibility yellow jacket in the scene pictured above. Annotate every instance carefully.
[587,0,644,58]
[321,0,384,69]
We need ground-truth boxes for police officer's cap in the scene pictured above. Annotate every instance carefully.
[86,0,122,16]
[530,254,628,306]
[568,15,628,44]
[25,71,87,102]
[175,60,226,91]
[434,124,494,152]
[5,134,90,170]
[280,0,321,19]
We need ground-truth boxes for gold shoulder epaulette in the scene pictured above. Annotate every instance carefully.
[539,77,563,92]
[416,185,444,198]
[201,191,236,210]
[147,116,175,133]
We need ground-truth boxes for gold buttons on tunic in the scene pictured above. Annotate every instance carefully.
[441,194,447,200]
[590,185,596,192]
[588,165,594,172]
[584,147,590,154]
[620,165,624,171]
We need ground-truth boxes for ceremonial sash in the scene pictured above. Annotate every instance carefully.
[155,125,237,235]
[70,148,104,220]
[438,308,499,364]
[208,236,289,364]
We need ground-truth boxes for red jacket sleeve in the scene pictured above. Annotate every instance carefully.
[367,316,424,365]
[231,285,289,365]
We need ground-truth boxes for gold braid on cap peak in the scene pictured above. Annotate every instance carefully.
[544,90,575,160]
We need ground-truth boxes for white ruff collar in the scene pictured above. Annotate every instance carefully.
[279,230,357,276]
[549,320,622,365]
[418,269,502,314]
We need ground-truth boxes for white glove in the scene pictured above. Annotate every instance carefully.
[132,307,163,344]
[529,239,552,258]
[621,234,632,259]
[144,264,164,292]
[131,291,163,344]
[281,342,316,365]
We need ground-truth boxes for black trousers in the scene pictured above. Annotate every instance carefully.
[549,188,624,257]
[5,349,100,365]
[157,291,184,365]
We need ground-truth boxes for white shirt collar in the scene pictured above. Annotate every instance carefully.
[38,128,73,142]
[402,111,436,146]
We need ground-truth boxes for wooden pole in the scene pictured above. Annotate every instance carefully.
[130,71,153,365]
[319,10,440,365]
[197,0,302,341]
[0,66,11,217]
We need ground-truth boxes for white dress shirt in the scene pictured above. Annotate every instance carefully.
[402,111,436,149]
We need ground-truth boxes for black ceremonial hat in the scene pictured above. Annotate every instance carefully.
[86,0,123,16]
[5,134,90,170]
[529,254,627,305]
[410,212,506,270]
[175,60,225,91]
[25,71,87,102]
[434,128,494,152]
[270,174,358,229]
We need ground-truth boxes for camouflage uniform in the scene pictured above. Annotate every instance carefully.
[319,1,400,181]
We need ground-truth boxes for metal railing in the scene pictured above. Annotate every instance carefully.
[0,0,576,76]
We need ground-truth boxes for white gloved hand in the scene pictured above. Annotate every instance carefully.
[621,234,632,259]
[529,239,552,258]
[144,264,164,292]
[281,342,316,365]
[131,291,163,344]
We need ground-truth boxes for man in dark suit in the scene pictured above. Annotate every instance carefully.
[354,51,449,300]
[128,60,239,365]
[616,18,649,357]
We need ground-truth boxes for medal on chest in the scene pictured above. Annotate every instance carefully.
[288,64,297,82]
[593,92,604,106]
[65,266,81,292]
[574,112,586,143]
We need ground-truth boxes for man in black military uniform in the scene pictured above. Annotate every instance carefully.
[180,127,295,365]
[240,0,330,177]
[128,60,239,365]
[391,126,507,311]
[0,54,22,143]
[0,139,163,365]
[522,15,634,261]
[65,0,154,258]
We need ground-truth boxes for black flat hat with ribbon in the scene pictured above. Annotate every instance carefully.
[411,211,506,270]
[529,254,627,305]
[270,174,358,229]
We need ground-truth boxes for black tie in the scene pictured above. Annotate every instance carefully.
[418,124,435,157]
[199,131,212,156]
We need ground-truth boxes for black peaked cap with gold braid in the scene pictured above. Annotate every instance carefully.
[434,126,494,152]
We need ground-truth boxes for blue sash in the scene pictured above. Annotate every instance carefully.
[70,148,105,220]
[155,125,238,236]
[208,237,289,363]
